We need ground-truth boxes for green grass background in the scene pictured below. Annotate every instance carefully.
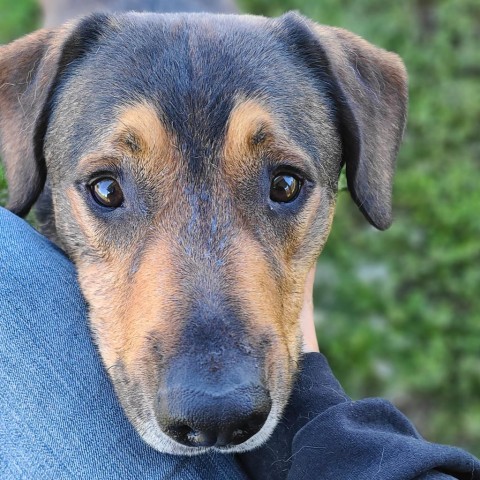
[1,0,479,456]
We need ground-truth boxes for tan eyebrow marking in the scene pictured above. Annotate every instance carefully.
[77,100,182,178]
[224,98,274,160]
[222,98,314,179]
[115,101,170,156]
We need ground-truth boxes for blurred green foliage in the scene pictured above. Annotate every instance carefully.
[0,0,39,43]
[0,163,6,206]
[1,0,479,456]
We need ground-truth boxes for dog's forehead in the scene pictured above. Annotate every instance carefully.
[48,12,333,169]
[66,13,296,114]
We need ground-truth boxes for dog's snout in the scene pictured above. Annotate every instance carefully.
[157,383,271,448]
[155,356,271,449]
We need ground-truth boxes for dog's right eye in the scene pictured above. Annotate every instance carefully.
[89,177,124,208]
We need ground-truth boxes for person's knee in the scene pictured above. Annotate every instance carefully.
[0,207,80,310]
[0,207,73,274]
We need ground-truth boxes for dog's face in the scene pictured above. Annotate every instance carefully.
[0,12,407,454]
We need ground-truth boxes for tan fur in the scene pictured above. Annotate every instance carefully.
[78,240,181,374]
[229,232,297,383]
[223,98,315,180]
[115,102,172,160]
[224,98,273,163]
[71,101,180,186]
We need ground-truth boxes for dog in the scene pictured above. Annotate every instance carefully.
[0,0,407,455]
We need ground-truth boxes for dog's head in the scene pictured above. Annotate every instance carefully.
[0,12,407,454]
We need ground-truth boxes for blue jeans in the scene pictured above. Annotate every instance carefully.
[0,207,247,479]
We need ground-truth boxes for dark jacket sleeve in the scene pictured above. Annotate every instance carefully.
[238,353,480,480]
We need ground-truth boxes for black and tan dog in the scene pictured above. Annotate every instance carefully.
[0,0,407,455]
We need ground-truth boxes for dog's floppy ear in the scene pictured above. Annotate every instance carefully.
[277,12,408,230]
[0,14,110,217]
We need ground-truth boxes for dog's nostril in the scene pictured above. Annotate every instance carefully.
[185,428,217,448]
[221,425,252,446]
[168,425,217,448]
[165,409,269,449]
[230,427,250,445]
[220,412,268,446]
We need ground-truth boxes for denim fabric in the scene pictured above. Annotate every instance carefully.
[0,208,247,480]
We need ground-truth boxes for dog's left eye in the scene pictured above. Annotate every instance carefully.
[270,173,302,203]
[89,177,124,208]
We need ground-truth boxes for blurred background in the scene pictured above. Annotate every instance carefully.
[1,0,479,456]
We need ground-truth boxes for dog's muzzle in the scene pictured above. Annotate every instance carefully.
[155,354,271,448]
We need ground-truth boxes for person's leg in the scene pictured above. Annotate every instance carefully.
[0,207,246,480]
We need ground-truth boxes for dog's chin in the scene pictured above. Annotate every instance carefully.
[130,401,284,456]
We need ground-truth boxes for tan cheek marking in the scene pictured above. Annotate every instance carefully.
[78,259,130,368]
[229,233,300,389]
[77,239,181,380]
[230,234,280,329]
[281,194,337,338]
[284,189,336,266]
[121,242,182,371]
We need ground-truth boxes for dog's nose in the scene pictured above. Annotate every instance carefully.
[164,402,270,448]
[155,382,271,448]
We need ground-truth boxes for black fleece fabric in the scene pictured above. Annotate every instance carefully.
[238,353,480,480]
